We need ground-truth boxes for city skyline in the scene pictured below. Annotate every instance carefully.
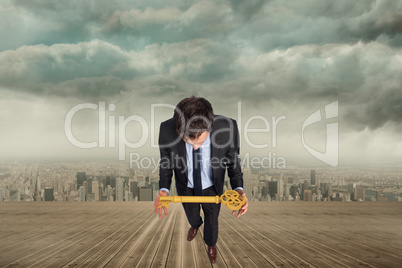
[1,3,401,266]
[1,159,400,203]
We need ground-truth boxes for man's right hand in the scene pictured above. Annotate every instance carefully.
[154,190,169,219]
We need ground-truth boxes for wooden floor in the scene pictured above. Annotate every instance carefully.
[0,201,401,268]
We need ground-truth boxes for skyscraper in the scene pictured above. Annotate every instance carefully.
[354,187,365,201]
[348,183,356,194]
[151,181,159,191]
[44,187,54,201]
[301,180,309,200]
[310,170,316,185]
[290,185,299,200]
[327,185,333,201]
[110,177,116,188]
[130,181,138,201]
[106,176,111,188]
[87,177,93,194]
[116,177,124,201]
[83,181,88,201]
[92,180,100,201]
[79,186,85,201]
[107,185,113,201]
[138,186,153,201]
[268,181,278,200]
[261,186,268,200]
[320,182,331,199]
[76,172,86,190]
[278,176,284,199]
[243,168,253,200]
[303,190,312,201]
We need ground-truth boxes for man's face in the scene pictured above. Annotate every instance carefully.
[183,131,209,150]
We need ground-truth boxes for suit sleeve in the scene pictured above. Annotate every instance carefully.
[158,122,173,191]
[226,119,243,190]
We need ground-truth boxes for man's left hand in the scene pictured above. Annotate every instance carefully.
[232,189,248,218]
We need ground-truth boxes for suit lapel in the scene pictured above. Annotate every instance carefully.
[210,120,221,181]
[177,138,188,179]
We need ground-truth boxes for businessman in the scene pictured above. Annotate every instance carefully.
[153,96,248,264]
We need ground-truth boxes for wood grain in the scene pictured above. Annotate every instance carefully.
[0,202,401,267]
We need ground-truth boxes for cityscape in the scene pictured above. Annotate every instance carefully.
[1,1,401,266]
[1,159,401,203]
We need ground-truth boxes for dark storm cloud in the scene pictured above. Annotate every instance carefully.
[0,37,400,131]
[0,40,133,96]
[3,0,121,50]
[101,1,235,48]
[4,0,402,51]
[347,86,402,131]
[0,38,239,96]
[229,0,402,51]
[228,0,266,20]
[337,3,402,43]
[177,41,401,132]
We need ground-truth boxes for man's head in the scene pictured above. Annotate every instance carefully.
[173,96,214,149]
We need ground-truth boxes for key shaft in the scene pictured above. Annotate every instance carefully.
[158,190,245,210]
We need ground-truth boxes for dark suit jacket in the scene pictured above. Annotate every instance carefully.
[158,115,243,196]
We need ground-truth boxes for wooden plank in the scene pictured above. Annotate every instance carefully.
[58,205,150,267]
[219,210,306,267]
[0,207,79,249]
[250,216,356,267]
[213,229,242,268]
[135,205,178,267]
[243,204,376,267]
[164,205,185,267]
[215,216,259,267]
[32,207,139,268]
[0,202,401,268]
[1,205,127,267]
[197,210,230,268]
[102,205,171,268]
[263,204,402,267]
[150,204,180,267]
[88,205,160,268]
[192,222,213,267]
[217,212,274,267]
[274,204,402,255]
[0,203,102,249]
[181,211,197,267]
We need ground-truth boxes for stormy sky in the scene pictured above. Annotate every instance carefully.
[0,0,401,167]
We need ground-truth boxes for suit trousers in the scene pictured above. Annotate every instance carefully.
[182,186,221,247]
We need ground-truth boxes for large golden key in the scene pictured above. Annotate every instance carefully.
[159,190,245,210]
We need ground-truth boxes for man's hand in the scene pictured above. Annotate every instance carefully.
[232,189,248,218]
[154,190,169,219]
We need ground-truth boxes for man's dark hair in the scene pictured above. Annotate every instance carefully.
[173,96,214,139]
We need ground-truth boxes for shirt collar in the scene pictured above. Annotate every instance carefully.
[185,133,211,150]
[200,133,211,148]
